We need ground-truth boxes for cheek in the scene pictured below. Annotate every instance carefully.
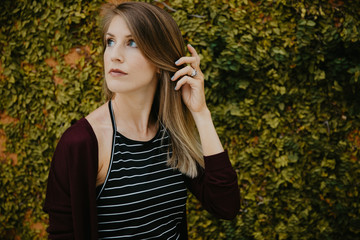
[133,56,156,75]
[103,52,110,70]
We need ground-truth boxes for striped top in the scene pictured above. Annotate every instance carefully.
[96,101,188,239]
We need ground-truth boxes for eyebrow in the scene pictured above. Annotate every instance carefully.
[106,32,133,38]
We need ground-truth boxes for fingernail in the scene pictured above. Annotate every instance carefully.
[175,60,179,65]
[171,75,174,80]
[188,44,192,48]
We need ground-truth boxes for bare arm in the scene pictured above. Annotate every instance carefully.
[191,108,224,156]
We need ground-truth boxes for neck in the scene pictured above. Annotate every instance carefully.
[111,91,158,141]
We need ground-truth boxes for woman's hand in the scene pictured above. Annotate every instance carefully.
[172,44,208,114]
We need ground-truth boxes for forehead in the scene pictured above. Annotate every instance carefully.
[107,15,131,36]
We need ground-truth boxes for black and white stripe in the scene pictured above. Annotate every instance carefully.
[96,102,187,240]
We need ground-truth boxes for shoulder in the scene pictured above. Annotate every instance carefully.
[50,118,99,183]
[85,101,113,144]
[59,101,110,147]
[59,118,98,148]
[86,102,111,129]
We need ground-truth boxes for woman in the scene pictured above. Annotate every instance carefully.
[44,2,240,239]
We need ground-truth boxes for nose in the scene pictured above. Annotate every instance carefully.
[111,44,125,63]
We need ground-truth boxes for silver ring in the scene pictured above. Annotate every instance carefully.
[191,69,197,77]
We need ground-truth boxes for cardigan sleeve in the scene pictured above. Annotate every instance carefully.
[43,119,99,239]
[184,151,240,220]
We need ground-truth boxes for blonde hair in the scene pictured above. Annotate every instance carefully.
[100,2,204,177]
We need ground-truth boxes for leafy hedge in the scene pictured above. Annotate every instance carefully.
[1,0,360,239]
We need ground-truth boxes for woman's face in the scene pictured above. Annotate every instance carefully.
[104,15,158,96]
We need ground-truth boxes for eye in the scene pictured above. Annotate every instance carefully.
[128,39,137,48]
[106,38,115,47]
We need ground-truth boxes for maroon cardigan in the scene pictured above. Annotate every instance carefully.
[44,118,240,239]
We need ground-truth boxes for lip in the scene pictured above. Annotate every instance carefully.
[109,68,128,77]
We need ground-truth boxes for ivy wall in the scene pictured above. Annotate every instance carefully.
[1,0,360,239]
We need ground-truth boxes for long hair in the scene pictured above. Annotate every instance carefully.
[100,2,204,177]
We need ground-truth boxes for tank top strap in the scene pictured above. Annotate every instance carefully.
[108,100,117,133]
[96,100,117,200]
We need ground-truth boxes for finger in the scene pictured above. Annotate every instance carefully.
[171,66,196,81]
[175,56,196,66]
[187,44,199,58]
[174,75,198,91]
[187,44,200,68]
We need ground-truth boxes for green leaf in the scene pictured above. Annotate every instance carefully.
[238,80,250,89]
